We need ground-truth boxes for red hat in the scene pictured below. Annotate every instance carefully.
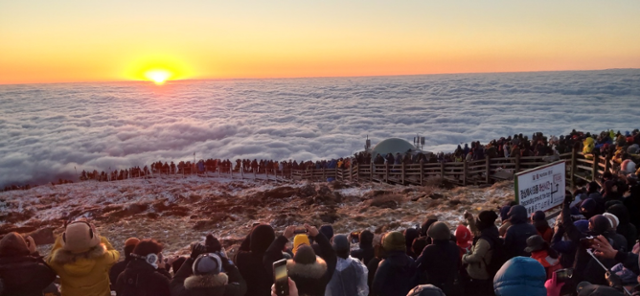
[454,225,472,250]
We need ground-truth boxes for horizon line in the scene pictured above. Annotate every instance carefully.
[1,67,638,86]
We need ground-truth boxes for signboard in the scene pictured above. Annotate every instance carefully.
[515,160,566,215]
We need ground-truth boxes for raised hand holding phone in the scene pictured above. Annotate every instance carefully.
[273,259,289,296]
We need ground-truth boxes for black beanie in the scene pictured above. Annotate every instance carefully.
[476,211,498,230]
[250,224,275,254]
[293,245,317,265]
[205,234,222,253]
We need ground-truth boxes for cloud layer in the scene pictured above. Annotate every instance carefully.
[1,69,639,187]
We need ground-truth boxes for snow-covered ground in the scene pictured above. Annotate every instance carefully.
[0,175,515,257]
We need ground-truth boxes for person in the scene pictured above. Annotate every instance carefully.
[462,211,500,296]
[524,235,560,278]
[171,251,246,296]
[351,230,374,266]
[264,224,337,296]
[325,234,369,296]
[454,224,473,260]
[371,231,418,296]
[606,204,637,251]
[47,220,119,296]
[415,222,461,296]
[115,239,171,296]
[235,224,276,296]
[493,257,547,296]
[504,205,538,258]
[531,211,553,243]
[404,228,420,259]
[0,232,57,296]
[109,237,140,290]
[406,284,447,296]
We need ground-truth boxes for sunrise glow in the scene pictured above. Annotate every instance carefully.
[145,70,171,85]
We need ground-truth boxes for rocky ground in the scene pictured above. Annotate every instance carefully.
[0,175,515,258]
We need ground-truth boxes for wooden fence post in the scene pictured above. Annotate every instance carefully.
[370,163,373,182]
[485,155,491,184]
[385,163,389,183]
[419,160,424,186]
[440,162,445,179]
[591,151,599,181]
[515,153,521,173]
[462,161,468,186]
[350,165,354,182]
[570,148,577,189]
[322,167,326,181]
[401,163,406,185]
[604,154,611,175]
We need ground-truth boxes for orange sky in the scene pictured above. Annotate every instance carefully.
[1,1,639,84]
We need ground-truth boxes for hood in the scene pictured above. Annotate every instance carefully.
[250,224,275,254]
[606,204,630,225]
[508,205,528,224]
[319,225,334,240]
[184,273,229,289]
[455,225,472,248]
[0,256,44,287]
[335,256,358,272]
[286,256,327,279]
[51,244,105,275]
[0,232,29,257]
[499,206,512,222]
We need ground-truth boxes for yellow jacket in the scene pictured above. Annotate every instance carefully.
[47,236,119,296]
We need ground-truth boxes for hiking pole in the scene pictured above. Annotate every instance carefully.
[585,249,633,296]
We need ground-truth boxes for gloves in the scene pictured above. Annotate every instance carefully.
[191,243,207,259]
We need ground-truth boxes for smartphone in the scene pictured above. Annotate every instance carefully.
[273,259,289,296]
[554,268,573,282]
[293,228,307,234]
[580,236,595,249]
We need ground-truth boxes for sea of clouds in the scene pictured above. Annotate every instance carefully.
[1,69,640,187]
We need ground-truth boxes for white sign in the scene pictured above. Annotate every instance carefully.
[515,161,566,215]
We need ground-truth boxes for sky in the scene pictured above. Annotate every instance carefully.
[1,0,640,84]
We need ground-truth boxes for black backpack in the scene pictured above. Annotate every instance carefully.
[482,236,509,278]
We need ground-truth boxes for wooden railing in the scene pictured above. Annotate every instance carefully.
[288,149,619,188]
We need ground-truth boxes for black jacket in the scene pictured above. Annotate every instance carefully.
[415,240,460,295]
[235,236,274,296]
[351,246,374,267]
[372,250,418,296]
[116,259,171,296]
[110,257,133,290]
[264,233,337,296]
[0,255,56,296]
[170,257,247,296]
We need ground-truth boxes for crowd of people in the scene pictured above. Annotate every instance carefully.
[2,167,640,296]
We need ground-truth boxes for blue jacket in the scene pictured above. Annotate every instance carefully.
[493,257,546,296]
[504,205,538,258]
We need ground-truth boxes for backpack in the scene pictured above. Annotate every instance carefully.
[482,236,509,278]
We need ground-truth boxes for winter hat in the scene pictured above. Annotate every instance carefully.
[454,225,472,250]
[427,222,451,241]
[205,234,222,253]
[476,210,499,231]
[588,215,611,236]
[406,284,447,296]
[576,281,625,296]
[0,232,29,257]
[250,224,275,254]
[332,235,350,253]
[602,213,619,230]
[531,211,546,222]
[494,257,547,296]
[574,220,590,234]
[499,205,512,222]
[580,199,597,216]
[193,253,223,275]
[123,237,140,259]
[319,225,334,240]
[293,234,310,255]
[293,245,317,264]
[359,230,374,248]
[524,235,547,253]
[606,204,631,225]
[62,220,101,253]
[382,231,406,252]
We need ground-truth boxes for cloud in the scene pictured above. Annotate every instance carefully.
[0,69,639,187]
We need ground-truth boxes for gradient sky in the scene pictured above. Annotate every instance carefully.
[1,0,639,84]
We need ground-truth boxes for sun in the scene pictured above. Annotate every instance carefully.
[145,70,172,85]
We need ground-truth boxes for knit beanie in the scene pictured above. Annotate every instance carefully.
[193,253,222,275]
[319,225,334,240]
[454,225,472,249]
[293,245,317,264]
[602,213,619,230]
[476,211,498,231]
[123,237,140,259]
[62,220,101,253]
[0,232,29,257]
[205,234,222,253]
[332,235,350,253]
[293,234,310,255]
[427,222,451,241]
[382,231,406,252]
